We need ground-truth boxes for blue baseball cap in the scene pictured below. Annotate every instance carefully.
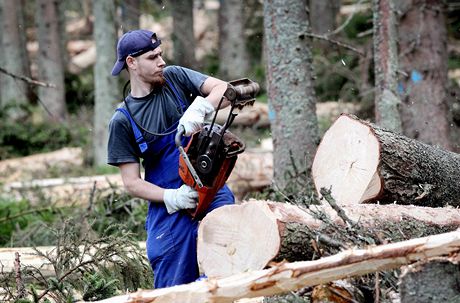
[111,30,162,76]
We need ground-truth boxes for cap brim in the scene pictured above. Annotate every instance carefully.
[111,61,125,76]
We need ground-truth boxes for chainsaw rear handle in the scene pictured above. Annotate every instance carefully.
[175,125,185,148]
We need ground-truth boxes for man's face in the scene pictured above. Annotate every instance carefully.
[132,47,166,86]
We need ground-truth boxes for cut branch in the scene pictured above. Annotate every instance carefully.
[78,230,460,303]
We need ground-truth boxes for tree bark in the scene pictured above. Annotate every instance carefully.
[263,0,319,197]
[218,0,249,80]
[309,0,340,34]
[79,230,460,303]
[312,114,460,207]
[170,0,197,69]
[93,0,118,167]
[397,1,452,150]
[36,0,67,122]
[399,259,460,303]
[1,0,32,118]
[372,0,402,132]
[120,0,140,32]
[197,200,460,278]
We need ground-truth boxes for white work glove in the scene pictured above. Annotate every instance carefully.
[178,96,215,136]
[163,184,199,214]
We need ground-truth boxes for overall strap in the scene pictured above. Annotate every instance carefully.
[165,78,188,112]
[116,107,148,153]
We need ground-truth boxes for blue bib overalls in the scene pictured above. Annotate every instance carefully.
[117,80,235,288]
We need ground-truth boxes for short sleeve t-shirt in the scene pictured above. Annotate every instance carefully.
[107,65,208,166]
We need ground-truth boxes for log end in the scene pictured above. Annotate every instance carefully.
[312,114,382,205]
[197,201,281,278]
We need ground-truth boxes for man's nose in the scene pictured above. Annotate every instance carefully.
[158,57,166,67]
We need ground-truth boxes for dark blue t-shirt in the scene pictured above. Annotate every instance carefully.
[107,65,208,166]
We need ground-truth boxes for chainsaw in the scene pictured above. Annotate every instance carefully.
[175,78,260,219]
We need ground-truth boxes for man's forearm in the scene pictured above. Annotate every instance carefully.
[122,175,166,203]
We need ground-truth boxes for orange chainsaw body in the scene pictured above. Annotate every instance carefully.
[175,78,259,219]
[178,126,244,219]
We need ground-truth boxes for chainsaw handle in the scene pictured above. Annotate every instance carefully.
[175,125,185,147]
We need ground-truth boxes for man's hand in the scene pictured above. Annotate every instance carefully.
[163,184,199,214]
[178,96,215,136]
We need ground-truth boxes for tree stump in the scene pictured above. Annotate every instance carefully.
[197,200,460,278]
[312,114,460,207]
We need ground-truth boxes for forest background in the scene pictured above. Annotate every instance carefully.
[0,0,460,302]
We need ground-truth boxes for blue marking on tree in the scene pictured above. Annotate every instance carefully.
[411,70,423,83]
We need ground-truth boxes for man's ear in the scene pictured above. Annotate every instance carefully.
[126,56,136,69]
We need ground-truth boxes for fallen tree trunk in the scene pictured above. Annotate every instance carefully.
[399,259,460,303]
[197,200,460,278]
[0,147,83,184]
[2,149,272,204]
[312,114,460,207]
[215,101,359,128]
[79,230,460,303]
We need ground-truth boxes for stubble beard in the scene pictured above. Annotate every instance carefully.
[151,74,166,90]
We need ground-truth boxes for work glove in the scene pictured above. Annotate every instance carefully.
[178,96,215,136]
[163,184,199,214]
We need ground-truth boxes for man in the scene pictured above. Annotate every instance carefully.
[107,30,235,288]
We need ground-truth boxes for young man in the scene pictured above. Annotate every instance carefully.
[107,30,235,288]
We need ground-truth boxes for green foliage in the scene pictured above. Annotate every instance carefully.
[0,198,57,246]
[82,272,119,301]
[342,12,373,44]
[0,200,153,302]
[64,71,95,114]
[0,110,89,161]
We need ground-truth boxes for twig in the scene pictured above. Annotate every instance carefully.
[0,66,56,88]
[0,207,53,224]
[320,187,357,227]
[306,33,365,56]
[374,271,380,303]
[14,252,26,299]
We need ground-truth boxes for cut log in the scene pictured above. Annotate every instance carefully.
[215,101,359,128]
[2,149,272,204]
[399,259,460,303]
[79,230,460,303]
[197,200,460,278]
[2,174,124,205]
[312,114,460,207]
[0,147,83,183]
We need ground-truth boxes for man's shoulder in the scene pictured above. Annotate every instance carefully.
[110,103,129,124]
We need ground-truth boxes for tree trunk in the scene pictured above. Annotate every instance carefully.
[1,0,31,118]
[36,0,67,122]
[197,200,460,278]
[312,114,460,207]
[218,0,249,80]
[397,1,452,150]
[309,0,340,34]
[399,259,460,303]
[263,0,319,197]
[372,0,402,132]
[79,230,460,303]
[93,0,118,167]
[120,0,140,32]
[170,0,197,69]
